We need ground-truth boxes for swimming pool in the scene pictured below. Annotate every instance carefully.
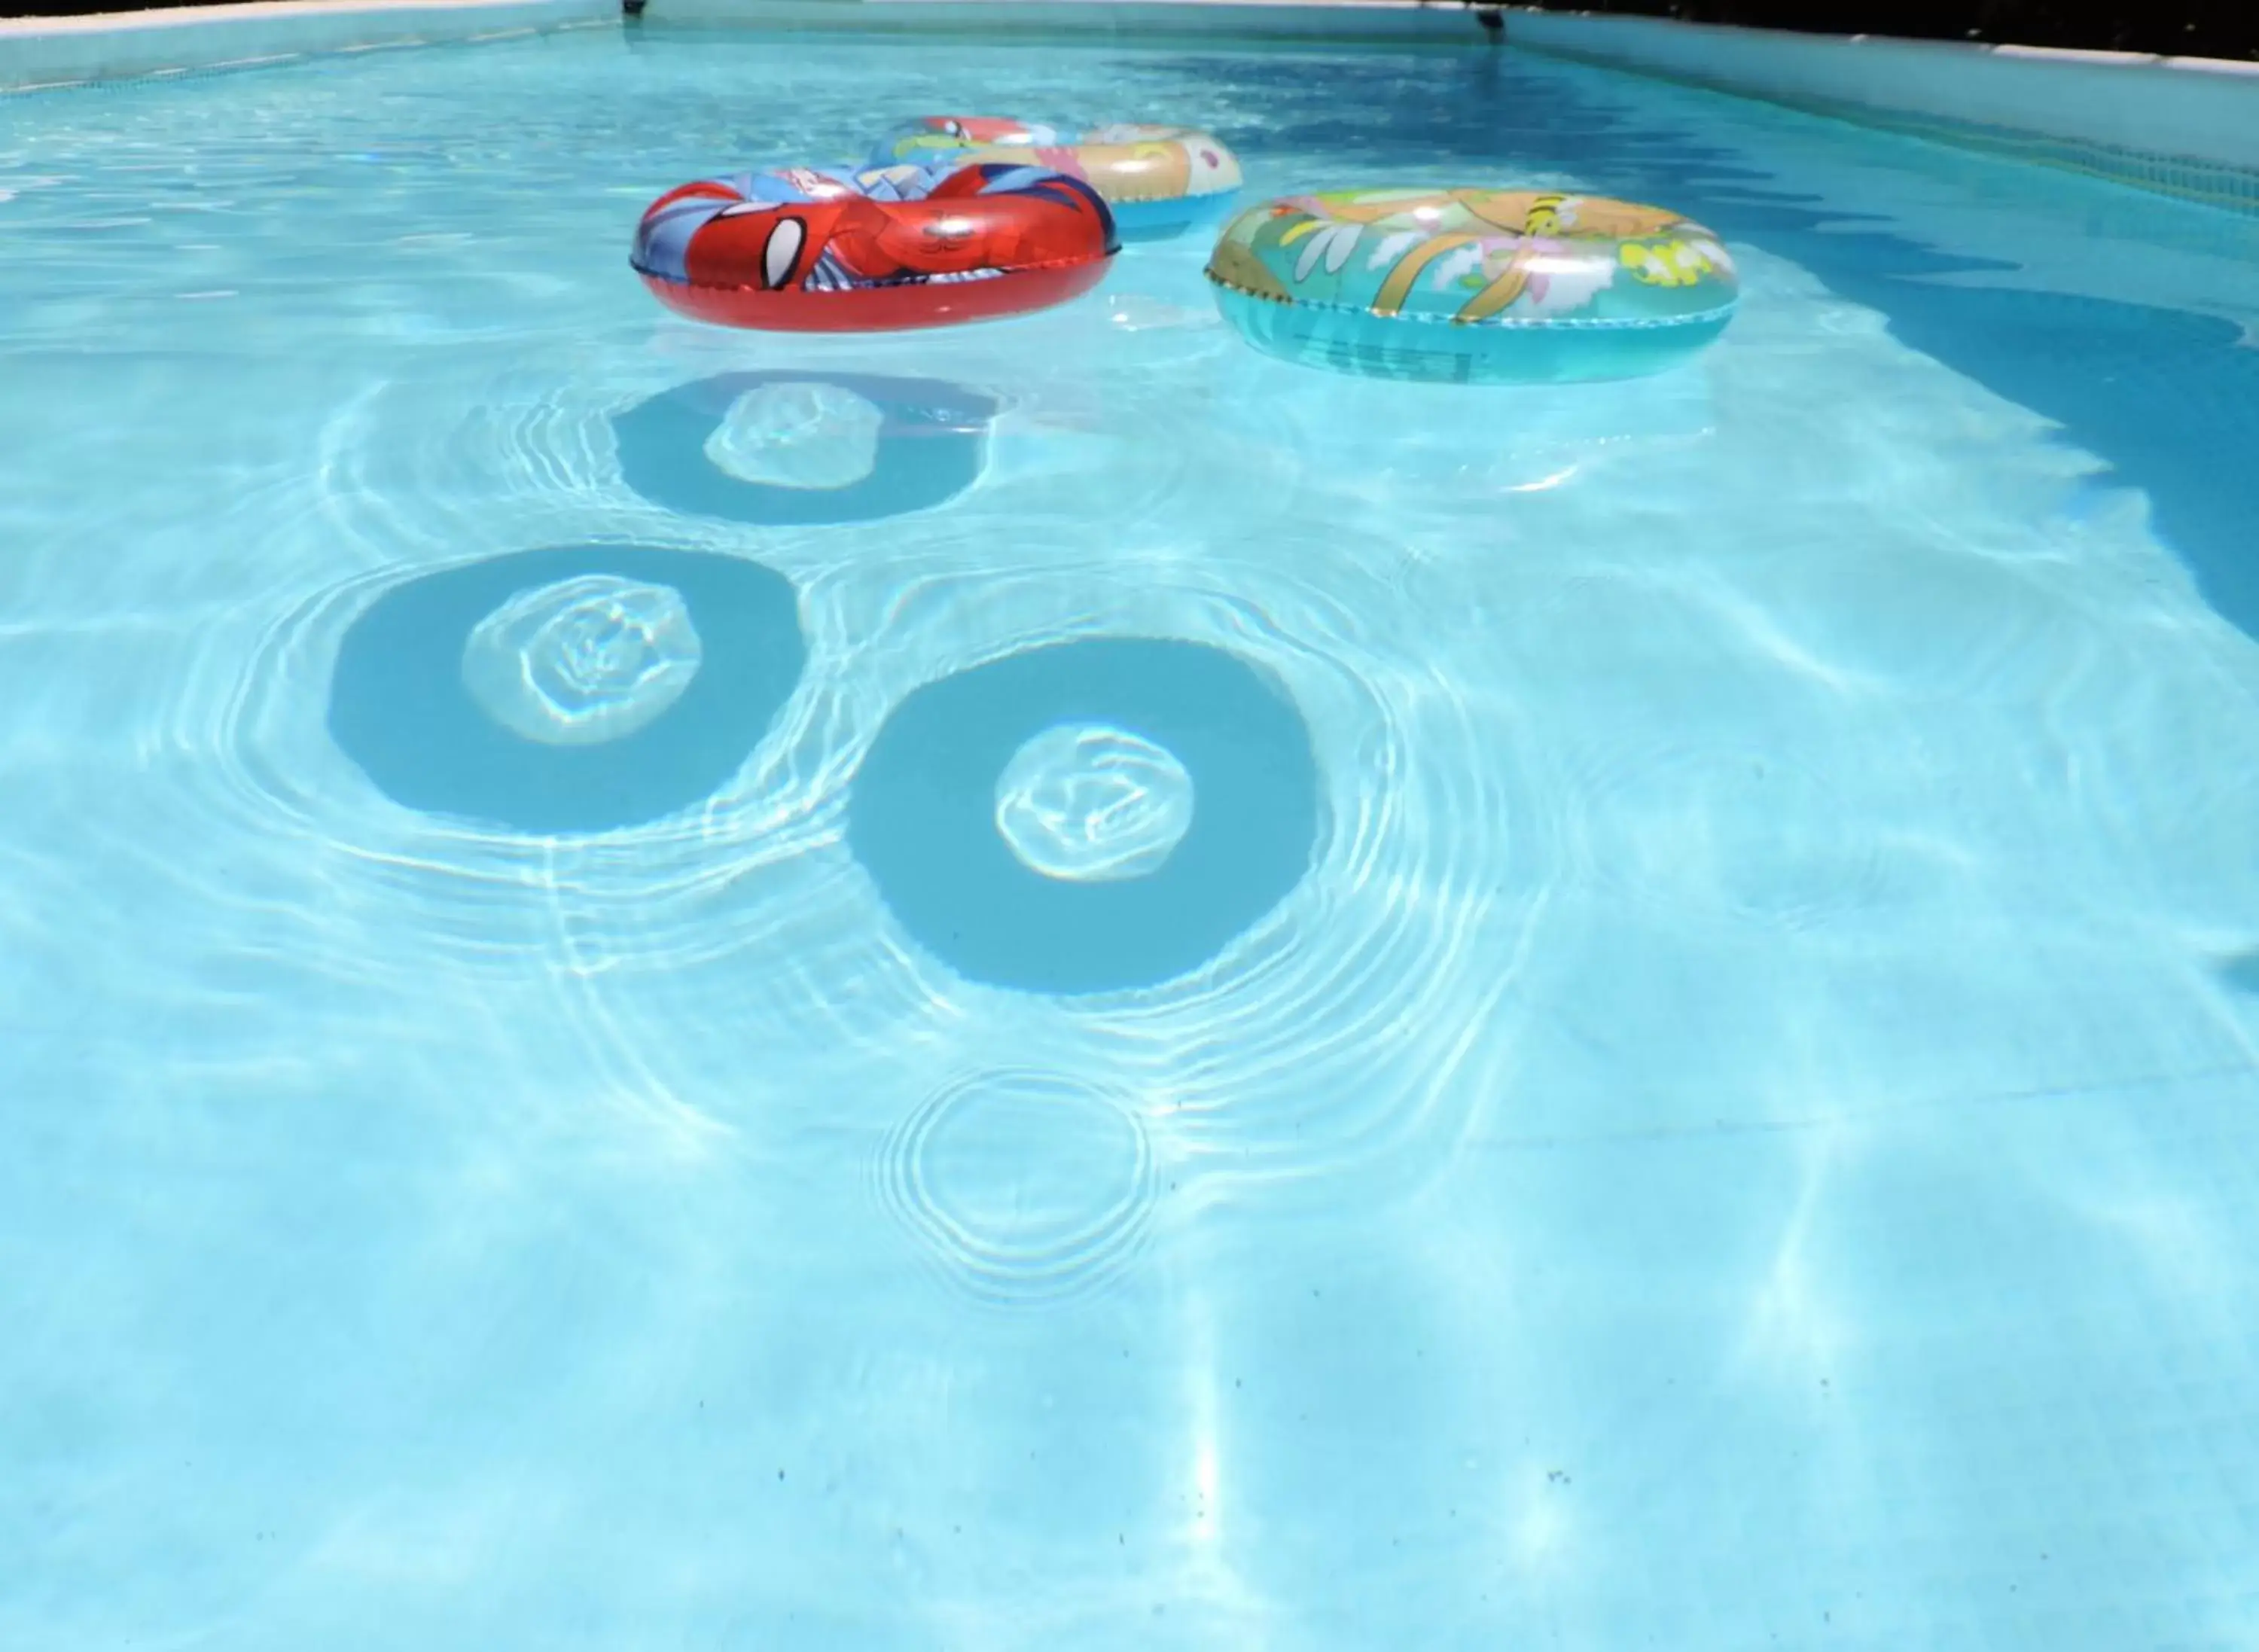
[5,17,2259,1647]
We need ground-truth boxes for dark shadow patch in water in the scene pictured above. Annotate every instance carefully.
[1148,49,2259,644]
[847,638,1321,995]
[612,371,998,527]
[328,544,804,835]
[2214,949,2259,998]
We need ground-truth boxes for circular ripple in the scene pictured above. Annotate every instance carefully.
[846,638,1322,995]
[521,547,1550,1213]
[880,1069,1155,1305]
[328,544,804,835]
[460,573,703,747]
[613,371,998,526]
[994,722,1196,883]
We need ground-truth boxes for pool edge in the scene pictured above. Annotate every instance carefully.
[1502,8,2259,221]
[0,0,619,92]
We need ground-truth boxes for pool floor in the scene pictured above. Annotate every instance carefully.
[4,23,2259,1650]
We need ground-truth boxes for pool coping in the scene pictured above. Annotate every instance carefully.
[0,0,615,90]
[1501,7,2259,218]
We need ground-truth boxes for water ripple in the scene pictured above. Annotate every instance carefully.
[873,1068,1157,1306]
[557,542,1560,1221]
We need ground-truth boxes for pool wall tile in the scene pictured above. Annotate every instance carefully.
[630,0,1493,40]
[1503,8,2259,217]
[0,0,614,92]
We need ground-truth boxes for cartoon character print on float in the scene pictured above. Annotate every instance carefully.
[630,160,1119,332]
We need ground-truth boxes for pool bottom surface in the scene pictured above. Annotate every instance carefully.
[2,24,2259,1652]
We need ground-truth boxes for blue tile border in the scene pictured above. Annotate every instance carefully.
[1811,100,2259,216]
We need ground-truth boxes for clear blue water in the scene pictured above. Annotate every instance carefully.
[6,23,2259,1649]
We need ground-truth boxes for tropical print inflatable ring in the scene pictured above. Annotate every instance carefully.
[1204,187,1740,383]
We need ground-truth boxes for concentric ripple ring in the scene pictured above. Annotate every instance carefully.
[880,1069,1156,1305]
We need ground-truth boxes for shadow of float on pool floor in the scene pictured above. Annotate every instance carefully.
[611,370,1000,528]
[327,544,806,836]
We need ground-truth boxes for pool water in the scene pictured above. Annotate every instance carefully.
[5,22,2259,1649]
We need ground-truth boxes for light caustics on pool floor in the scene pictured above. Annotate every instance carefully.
[3,23,2259,1652]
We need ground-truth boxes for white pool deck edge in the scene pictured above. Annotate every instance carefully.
[0,0,615,89]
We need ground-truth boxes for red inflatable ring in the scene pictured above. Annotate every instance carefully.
[630,160,1119,332]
